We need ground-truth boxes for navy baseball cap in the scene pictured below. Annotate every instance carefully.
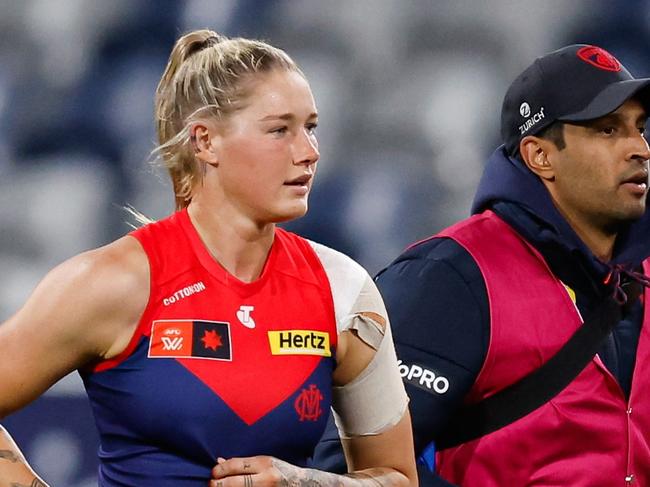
[501,44,650,156]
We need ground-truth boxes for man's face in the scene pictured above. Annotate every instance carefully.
[545,98,650,235]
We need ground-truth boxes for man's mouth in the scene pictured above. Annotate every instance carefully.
[621,170,649,193]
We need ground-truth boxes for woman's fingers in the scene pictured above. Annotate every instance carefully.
[210,456,288,487]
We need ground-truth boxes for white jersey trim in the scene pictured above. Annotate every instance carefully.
[307,240,370,335]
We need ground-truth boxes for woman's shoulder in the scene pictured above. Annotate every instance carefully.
[5,235,151,369]
[66,235,150,291]
[44,236,150,330]
[74,236,150,359]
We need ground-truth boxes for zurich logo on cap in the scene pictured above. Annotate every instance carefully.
[519,102,531,118]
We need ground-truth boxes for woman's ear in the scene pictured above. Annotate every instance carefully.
[191,122,220,166]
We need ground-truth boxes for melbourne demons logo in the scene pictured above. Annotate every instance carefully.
[577,46,622,72]
[294,384,323,421]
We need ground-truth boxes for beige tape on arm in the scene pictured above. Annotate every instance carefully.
[331,276,409,438]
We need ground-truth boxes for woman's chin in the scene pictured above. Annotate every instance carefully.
[269,203,309,223]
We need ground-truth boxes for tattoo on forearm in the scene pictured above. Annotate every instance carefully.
[0,449,19,463]
[271,458,397,487]
[11,479,47,487]
[271,459,327,487]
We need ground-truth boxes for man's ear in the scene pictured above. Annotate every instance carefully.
[191,122,220,166]
[519,136,555,181]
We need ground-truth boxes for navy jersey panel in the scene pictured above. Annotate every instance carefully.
[82,335,334,486]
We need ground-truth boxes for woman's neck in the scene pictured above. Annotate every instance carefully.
[186,200,275,283]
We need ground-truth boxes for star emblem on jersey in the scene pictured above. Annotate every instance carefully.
[201,329,223,351]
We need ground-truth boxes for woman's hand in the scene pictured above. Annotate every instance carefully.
[210,454,412,487]
[210,456,312,487]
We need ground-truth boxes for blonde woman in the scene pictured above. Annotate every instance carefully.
[0,30,417,487]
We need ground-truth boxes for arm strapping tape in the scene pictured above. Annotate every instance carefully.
[331,275,409,438]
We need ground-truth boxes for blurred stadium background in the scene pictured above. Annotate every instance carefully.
[0,0,648,483]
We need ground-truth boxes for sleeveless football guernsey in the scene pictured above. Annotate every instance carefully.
[81,209,367,486]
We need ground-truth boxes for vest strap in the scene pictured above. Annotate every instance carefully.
[435,289,635,450]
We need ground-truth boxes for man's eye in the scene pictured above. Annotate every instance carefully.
[601,127,615,135]
[306,123,318,134]
[271,126,288,135]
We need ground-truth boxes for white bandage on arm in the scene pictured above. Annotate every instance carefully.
[331,275,409,438]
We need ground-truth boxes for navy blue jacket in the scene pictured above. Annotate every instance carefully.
[311,147,650,486]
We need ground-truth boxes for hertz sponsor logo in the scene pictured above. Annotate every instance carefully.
[268,330,331,357]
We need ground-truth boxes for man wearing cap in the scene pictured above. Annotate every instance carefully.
[313,44,650,486]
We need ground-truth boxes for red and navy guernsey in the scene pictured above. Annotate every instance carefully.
[80,208,365,486]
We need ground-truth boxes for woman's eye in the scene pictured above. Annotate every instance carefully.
[306,123,318,134]
[271,126,288,135]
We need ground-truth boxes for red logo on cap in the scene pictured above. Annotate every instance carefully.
[577,46,621,72]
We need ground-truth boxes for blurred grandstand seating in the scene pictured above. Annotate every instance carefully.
[1,0,647,481]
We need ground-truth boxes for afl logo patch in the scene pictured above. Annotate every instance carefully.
[577,46,621,72]
[149,320,232,361]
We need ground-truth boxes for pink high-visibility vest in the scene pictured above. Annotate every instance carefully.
[436,211,650,486]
